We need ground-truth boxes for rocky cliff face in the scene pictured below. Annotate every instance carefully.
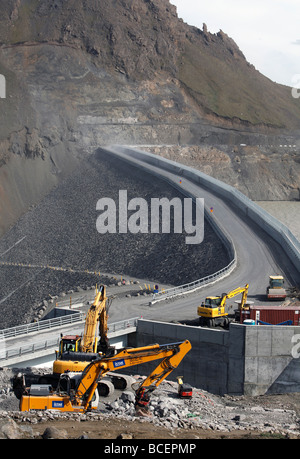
[0,0,300,236]
[0,0,182,79]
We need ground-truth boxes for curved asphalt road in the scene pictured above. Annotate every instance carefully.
[104,146,300,323]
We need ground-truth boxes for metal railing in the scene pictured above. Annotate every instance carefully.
[108,317,139,333]
[0,336,61,361]
[0,312,85,340]
[152,258,236,302]
[0,317,139,363]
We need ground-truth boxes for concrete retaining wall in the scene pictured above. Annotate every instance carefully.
[132,320,300,396]
[104,147,300,395]
[243,324,300,395]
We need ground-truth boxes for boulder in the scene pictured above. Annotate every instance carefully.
[42,426,69,439]
[120,391,135,404]
[0,419,24,439]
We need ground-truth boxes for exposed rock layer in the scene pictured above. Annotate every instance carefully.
[0,1,300,236]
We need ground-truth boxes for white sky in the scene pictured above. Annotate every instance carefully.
[171,0,300,87]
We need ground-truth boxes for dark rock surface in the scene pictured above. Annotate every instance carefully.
[0,0,300,238]
[0,149,229,329]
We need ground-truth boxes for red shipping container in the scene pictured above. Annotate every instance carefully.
[240,306,300,326]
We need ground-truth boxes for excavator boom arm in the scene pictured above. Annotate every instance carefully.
[221,284,249,306]
[135,343,189,391]
[19,340,191,412]
[81,286,107,353]
[75,340,192,409]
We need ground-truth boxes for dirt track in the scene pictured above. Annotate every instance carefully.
[2,393,300,440]
[28,390,300,439]
[25,417,284,440]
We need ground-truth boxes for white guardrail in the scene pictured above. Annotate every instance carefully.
[0,316,139,363]
[0,312,85,339]
[152,259,236,302]
[107,146,300,302]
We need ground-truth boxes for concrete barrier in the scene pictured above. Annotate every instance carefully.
[105,146,238,301]
[131,319,300,396]
[109,146,300,275]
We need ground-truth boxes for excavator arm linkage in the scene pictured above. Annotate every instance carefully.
[75,340,192,410]
[81,286,108,353]
[19,340,192,412]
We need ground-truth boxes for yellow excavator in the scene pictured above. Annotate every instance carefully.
[17,340,192,413]
[53,285,114,376]
[197,284,249,328]
[36,285,133,395]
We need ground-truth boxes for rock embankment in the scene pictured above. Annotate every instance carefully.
[0,150,229,329]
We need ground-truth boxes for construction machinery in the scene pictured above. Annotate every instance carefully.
[266,275,287,300]
[54,285,112,373]
[17,340,192,413]
[197,284,249,328]
[177,376,193,399]
[37,286,133,394]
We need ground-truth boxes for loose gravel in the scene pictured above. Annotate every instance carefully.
[0,367,299,439]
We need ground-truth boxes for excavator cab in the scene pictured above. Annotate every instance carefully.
[269,276,284,288]
[57,335,81,358]
[203,297,222,308]
[198,295,227,326]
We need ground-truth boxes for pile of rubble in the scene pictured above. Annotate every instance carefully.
[0,367,299,439]
[101,383,300,436]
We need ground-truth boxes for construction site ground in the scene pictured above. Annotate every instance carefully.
[29,392,300,440]
[3,392,300,440]
[24,416,281,440]
[1,366,300,440]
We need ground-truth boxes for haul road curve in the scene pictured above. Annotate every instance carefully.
[103,146,300,324]
[0,146,299,329]
[0,148,228,329]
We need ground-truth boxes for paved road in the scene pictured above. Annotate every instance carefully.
[2,146,300,356]
[102,146,300,323]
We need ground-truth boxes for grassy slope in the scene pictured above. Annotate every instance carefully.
[178,39,300,129]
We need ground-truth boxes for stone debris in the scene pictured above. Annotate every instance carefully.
[0,368,299,438]
[42,426,69,440]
